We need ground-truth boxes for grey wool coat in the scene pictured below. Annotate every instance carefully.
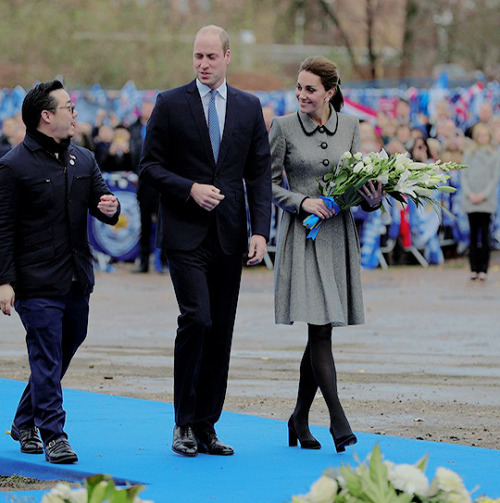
[270,108,366,326]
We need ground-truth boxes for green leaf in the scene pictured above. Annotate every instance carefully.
[415,454,429,471]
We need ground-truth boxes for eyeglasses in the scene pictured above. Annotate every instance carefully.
[54,103,76,114]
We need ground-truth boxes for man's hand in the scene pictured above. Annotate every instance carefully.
[190,183,225,211]
[97,194,119,217]
[246,235,267,266]
[0,284,15,316]
[301,198,335,219]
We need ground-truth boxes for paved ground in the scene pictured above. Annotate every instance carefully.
[1,251,499,450]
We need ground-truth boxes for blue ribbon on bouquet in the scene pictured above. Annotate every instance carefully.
[302,196,340,240]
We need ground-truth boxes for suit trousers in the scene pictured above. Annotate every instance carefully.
[13,282,89,444]
[167,223,243,433]
[137,182,160,269]
[467,212,491,273]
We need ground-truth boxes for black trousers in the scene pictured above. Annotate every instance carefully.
[13,283,89,445]
[167,225,243,433]
[467,212,491,273]
[137,183,160,269]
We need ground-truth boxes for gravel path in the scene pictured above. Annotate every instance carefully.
[2,252,499,450]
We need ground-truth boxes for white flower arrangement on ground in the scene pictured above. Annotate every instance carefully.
[303,150,467,239]
[291,445,498,503]
[41,474,153,503]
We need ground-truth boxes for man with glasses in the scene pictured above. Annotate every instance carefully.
[0,80,120,464]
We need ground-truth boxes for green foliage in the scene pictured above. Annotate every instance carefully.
[86,475,146,503]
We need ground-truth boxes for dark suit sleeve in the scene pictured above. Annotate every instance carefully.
[87,155,120,225]
[0,160,18,285]
[243,102,272,240]
[138,93,194,202]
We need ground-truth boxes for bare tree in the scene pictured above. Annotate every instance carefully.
[317,0,362,75]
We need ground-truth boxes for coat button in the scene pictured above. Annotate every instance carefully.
[318,126,325,133]
[322,159,329,166]
[321,142,328,149]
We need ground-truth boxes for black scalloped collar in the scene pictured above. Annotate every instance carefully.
[297,105,339,136]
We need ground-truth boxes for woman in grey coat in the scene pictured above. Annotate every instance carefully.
[270,57,381,453]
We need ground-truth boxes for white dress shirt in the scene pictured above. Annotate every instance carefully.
[196,79,227,137]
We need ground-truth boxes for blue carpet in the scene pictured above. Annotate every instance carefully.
[1,378,498,502]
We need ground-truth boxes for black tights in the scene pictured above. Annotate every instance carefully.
[292,323,352,439]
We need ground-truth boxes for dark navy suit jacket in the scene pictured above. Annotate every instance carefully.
[138,80,272,255]
[0,134,120,299]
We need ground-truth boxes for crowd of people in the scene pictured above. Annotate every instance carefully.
[1,23,499,468]
[1,78,500,278]
[353,98,500,276]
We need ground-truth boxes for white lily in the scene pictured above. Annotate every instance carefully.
[378,148,389,160]
[363,163,374,174]
[409,162,429,170]
[377,173,389,184]
[413,187,435,197]
[353,162,364,173]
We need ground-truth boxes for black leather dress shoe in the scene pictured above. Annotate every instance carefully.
[197,431,234,456]
[172,426,198,457]
[10,423,43,454]
[44,437,78,464]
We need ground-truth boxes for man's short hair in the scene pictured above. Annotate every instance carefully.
[195,25,230,55]
[22,80,64,131]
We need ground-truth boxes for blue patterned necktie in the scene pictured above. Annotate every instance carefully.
[208,89,221,162]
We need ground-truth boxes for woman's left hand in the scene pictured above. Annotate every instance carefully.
[358,180,383,208]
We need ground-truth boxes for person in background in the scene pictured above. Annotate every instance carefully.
[427,137,442,162]
[359,121,382,154]
[72,121,95,151]
[99,124,133,173]
[461,123,500,280]
[93,124,115,166]
[396,98,411,124]
[0,117,25,157]
[395,123,413,151]
[465,101,494,139]
[139,25,271,457]
[0,80,120,464]
[130,101,164,273]
[262,105,275,134]
[270,56,381,455]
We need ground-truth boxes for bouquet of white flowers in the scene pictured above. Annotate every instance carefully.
[292,444,497,503]
[303,150,467,240]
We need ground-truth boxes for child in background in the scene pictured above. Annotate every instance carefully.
[461,123,500,280]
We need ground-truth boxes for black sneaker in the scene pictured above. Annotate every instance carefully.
[44,437,78,464]
[10,423,43,454]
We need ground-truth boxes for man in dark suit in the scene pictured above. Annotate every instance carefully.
[0,80,120,464]
[139,25,272,457]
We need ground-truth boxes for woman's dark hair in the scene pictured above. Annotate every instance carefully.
[299,56,344,112]
[411,137,431,160]
[21,80,64,131]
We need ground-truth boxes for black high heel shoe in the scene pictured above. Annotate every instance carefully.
[330,428,357,453]
[288,416,321,449]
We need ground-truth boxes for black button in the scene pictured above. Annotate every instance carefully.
[321,142,328,149]
[318,126,325,133]
[322,159,329,166]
